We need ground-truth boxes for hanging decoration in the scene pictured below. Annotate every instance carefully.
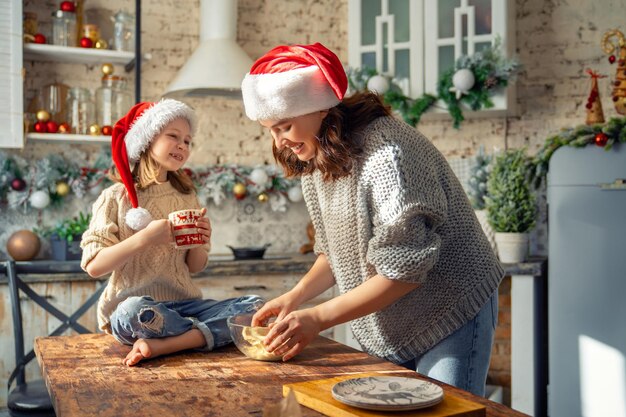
[1,150,303,213]
[601,29,626,115]
[346,39,520,129]
[585,69,606,125]
[531,117,626,186]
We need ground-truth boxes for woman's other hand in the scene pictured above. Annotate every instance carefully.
[263,308,321,361]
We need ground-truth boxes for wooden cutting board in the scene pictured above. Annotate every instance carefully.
[283,372,486,417]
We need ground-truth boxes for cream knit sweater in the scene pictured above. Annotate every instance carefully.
[302,116,504,364]
[81,181,209,333]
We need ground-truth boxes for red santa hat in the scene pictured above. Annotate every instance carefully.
[241,43,348,121]
[111,99,197,230]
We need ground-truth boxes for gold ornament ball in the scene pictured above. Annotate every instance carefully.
[257,192,269,203]
[36,109,51,122]
[89,124,101,136]
[233,182,247,198]
[101,63,114,76]
[56,181,70,197]
[7,230,41,261]
[94,39,108,49]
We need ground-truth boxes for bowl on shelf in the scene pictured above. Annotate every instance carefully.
[227,313,282,361]
[226,243,271,260]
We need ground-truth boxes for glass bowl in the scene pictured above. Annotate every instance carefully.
[227,313,282,361]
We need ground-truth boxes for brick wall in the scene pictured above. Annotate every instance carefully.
[9,0,626,402]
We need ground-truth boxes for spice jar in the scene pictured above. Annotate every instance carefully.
[112,11,135,52]
[96,75,133,129]
[67,87,95,135]
[52,10,77,47]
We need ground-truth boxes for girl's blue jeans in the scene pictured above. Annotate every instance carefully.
[400,292,498,397]
[110,295,265,351]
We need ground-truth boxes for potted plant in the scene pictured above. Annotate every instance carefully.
[467,147,497,253]
[42,211,92,261]
[484,148,537,263]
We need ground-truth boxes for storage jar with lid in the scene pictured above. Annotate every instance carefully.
[52,10,77,47]
[96,75,133,129]
[67,87,95,135]
[112,11,135,52]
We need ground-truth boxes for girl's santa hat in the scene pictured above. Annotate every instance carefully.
[111,99,197,231]
[241,43,348,121]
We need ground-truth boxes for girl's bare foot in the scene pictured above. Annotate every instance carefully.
[123,338,155,366]
[122,329,207,366]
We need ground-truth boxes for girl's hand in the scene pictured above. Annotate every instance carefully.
[263,308,321,361]
[251,291,300,327]
[142,219,174,246]
[195,208,211,244]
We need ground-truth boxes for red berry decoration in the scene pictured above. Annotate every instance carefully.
[34,121,48,133]
[595,132,608,147]
[11,178,26,192]
[34,33,46,44]
[60,1,76,12]
[46,121,59,133]
[609,55,616,64]
[183,168,194,178]
[101,125,112,135]
[80,37,93,48]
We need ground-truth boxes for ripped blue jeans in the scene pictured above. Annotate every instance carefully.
[110,295,264,351]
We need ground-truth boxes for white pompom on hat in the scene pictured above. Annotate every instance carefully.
[241,43,348,121]
[111,99,197,230]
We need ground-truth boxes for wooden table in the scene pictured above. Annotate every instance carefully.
[35,334,526,417]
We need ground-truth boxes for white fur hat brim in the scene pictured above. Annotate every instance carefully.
[242,66,340,121]
[125,99,197,163]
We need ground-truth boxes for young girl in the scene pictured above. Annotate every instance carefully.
[81,99,263,366]
[242,43,503,396]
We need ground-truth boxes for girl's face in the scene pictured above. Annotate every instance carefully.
[149,118,192,179]
[259,111,328,162]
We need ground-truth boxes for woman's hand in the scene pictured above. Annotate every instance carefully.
[263,308,321,361]
[251,291,301,327]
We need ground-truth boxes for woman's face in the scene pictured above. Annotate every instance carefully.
[149,118,192,178]
[259,111,328,162]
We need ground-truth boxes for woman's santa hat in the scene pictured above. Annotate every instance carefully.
[241,43,348,121]
[111,99,197,230]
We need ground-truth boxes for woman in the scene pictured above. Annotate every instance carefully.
[242,43,503,396]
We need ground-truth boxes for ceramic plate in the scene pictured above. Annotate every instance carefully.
[331,376,444,411]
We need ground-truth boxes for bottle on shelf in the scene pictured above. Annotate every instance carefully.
[51,8,77,47]
[67,87,95,135]
[96,64,133,133]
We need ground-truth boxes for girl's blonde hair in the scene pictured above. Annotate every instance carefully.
[109,146,195,194]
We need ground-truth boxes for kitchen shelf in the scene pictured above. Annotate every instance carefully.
[26,133,110,144]
[23,43,136,65]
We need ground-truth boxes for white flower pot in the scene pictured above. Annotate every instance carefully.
[494,232,529,263]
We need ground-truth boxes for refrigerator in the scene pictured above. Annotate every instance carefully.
[547,145,626,417]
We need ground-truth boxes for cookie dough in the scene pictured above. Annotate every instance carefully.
[240,326,282,361]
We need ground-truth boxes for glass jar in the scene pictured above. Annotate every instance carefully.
[96,76,133,128]
[67,87,95,135]
[52,10,77,47]
[112,11,135,52]
[40,83,70,124]
[82,24,100,43]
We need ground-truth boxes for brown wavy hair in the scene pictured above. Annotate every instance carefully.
[273,91,391,181]
[109,150,195,194]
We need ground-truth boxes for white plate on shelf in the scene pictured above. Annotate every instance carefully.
[331,376,444,411]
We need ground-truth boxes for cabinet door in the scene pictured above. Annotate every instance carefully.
[348,0,423,97]
[0,0,24,148]
[423,0,512,105]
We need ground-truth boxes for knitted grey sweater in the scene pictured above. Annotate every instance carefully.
[301,116,504,364]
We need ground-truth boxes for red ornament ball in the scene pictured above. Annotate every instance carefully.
[595,133,608,147]
[58,122,70,133]
[80,37,93,48]
[34,33,46,44]
[46,121,59,133]
[101,125,112,135]
[34,121,48,133]
[609,55,616,64]
[585,102,593,109]
[60,1,76,12]
[11,178,26,191]
[183,168,194,178]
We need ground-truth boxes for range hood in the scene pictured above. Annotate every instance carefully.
[163,0,253,99]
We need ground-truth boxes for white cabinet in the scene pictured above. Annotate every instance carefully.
[0,0,140,148]
[348,0,515,115]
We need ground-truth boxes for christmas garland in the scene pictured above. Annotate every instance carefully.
[347,39,520,129]
[531,116,626,186]
[0,151,303,213]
